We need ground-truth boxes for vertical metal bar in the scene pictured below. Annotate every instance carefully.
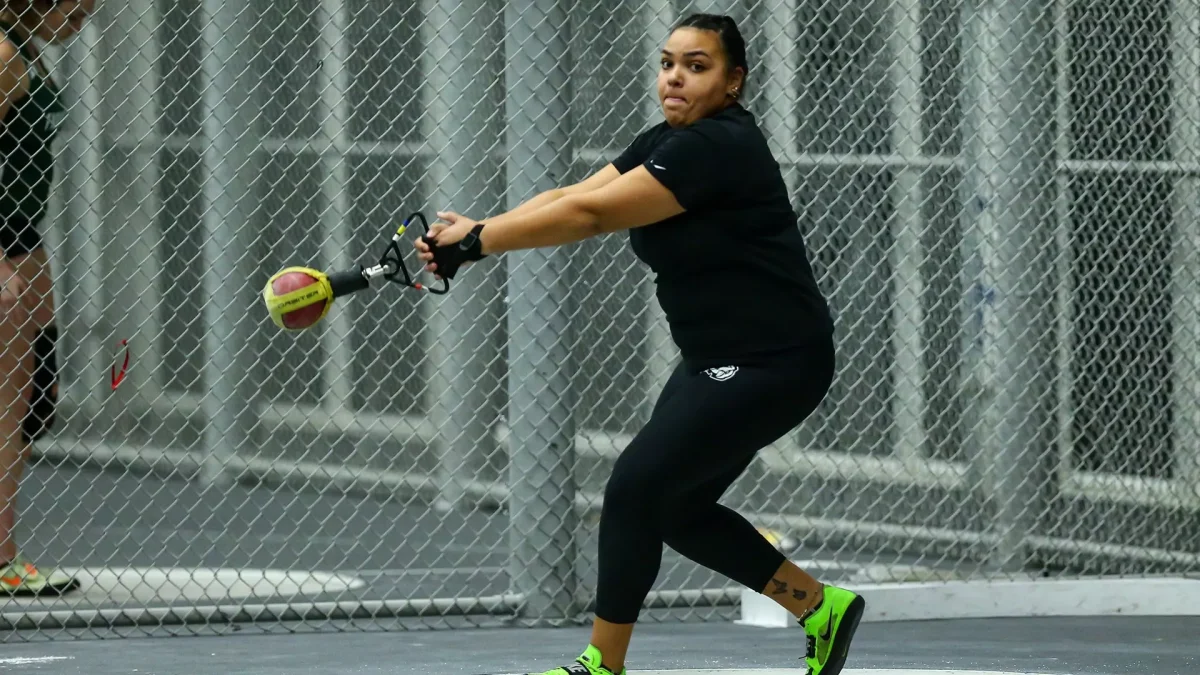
[61,22,105,422]
[316,0,355,417]
[1169,0,1200,494]
[504,0,579,623]
[641,0,676,413]
[756,0,806,465]
[197,0,255,486]
[421,0,494,510]
[1053,0,1076,488]
[106,0,166,417]
[887,0,928,464]
[762,0,799,196]
[959,0,1055,571]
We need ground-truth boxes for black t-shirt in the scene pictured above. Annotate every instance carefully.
[612,103,833,366]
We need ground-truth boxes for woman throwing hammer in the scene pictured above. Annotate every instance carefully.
[417,13,866,675]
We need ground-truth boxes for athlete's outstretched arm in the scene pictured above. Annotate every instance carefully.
[419,165,683,262]
[498,164,623,221]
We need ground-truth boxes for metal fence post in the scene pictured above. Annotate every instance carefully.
[959,0,1056,572]
[886,0,928,465]
[60,22,105,427]
[85,0,166,422]
[315,0,356,424]
[101,0,167,417]
[640,0,677,415]
[1169,0,1200,494]
[197,0,256,486]
[1051,0,1076,500]
[762,0,799,196]
[504,0,579,624]
[420,0,496,511]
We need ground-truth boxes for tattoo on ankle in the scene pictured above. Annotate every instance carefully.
[792,588,808,601]
[770,578,788,595]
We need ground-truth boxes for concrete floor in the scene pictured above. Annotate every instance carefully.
[4,463,1197,675]
[1,615,1198,674]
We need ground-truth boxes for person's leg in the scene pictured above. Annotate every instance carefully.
[651,345,834,620]
[0,253,38,566]
[585,619,634,673]
[6,247,77,596]
[17,247,57,445]
[660,459,825,620]
[1,246,56,571]
[583,361,690,674]
[648,344,867,675]
[591,342,835,673]
[514,363,692,675]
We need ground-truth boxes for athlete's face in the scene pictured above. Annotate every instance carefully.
[17,0,94,44]
[657,27,743,127]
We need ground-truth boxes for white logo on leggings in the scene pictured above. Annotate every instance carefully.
[704,366,738,381]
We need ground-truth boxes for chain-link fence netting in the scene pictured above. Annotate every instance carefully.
[1,0,1198,641]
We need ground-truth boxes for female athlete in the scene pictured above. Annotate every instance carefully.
[416,13,865,675]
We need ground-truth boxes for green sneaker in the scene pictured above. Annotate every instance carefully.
[800,585,866,675]
[524,645,625,675]
[0,553,80,597]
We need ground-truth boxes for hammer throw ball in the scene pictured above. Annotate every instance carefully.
[263,266,334,331]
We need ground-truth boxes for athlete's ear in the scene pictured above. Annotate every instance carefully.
[573,165,685,234]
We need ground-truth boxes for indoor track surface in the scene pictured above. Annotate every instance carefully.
[2,615,1196,674]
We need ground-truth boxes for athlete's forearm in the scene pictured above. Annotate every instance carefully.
[478,193,597,254]
[488,188,568,221]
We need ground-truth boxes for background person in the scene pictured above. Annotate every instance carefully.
[0,0,93,596]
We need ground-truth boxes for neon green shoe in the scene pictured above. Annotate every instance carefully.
[525,645,625,675]
[800,585,866,675]
[0,553,80,597]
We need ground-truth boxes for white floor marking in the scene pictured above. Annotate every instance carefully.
[0,656,75,666]
[4,567,367,606]
[739,576,1200,626]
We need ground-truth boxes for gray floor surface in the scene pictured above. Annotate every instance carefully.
[5,460,939,613]
[3,463,1196,674]
[1,616,1197,674]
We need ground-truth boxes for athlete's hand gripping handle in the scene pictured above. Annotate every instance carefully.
[418,223,487,280]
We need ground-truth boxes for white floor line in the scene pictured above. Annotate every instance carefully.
[738,576,1200,626]
[0,656,75,666]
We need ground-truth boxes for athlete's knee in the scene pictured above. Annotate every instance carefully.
[602,447,669,518]
[21,324,58,443]
[603,462,649,513]
[656,494,699,531]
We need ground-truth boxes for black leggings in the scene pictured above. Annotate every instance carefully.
[594,337,835,624]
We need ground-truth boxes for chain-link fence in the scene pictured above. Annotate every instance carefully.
[2,0,1199,640]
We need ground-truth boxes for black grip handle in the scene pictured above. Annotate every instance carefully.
[328,267,369,298]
